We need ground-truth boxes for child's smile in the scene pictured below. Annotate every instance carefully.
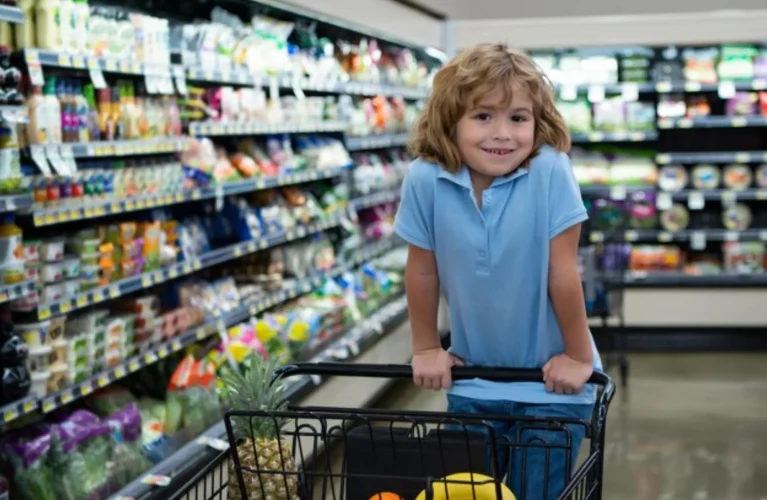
[456,85,535,177]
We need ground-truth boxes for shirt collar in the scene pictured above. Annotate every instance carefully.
[437,164,529,189]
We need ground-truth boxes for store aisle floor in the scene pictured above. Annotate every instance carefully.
[366,353,767,500]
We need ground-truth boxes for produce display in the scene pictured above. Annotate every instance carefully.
[0,237,406,500]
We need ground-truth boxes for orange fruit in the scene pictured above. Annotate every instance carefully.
[369,493,404,500]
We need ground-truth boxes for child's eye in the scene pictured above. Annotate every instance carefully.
[473,113,492,121]
[511,115,529,122]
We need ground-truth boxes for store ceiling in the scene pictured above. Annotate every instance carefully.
[411,0,767,19]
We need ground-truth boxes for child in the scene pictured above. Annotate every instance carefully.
[393,43,603,500]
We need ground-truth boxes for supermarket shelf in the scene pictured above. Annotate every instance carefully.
[24,49,172,76]
[654,79,767,94]
[187,120,346,136]
[111,292,411,500]
[579,185,654,198]
[666,188,767,202]
[29,165,352,227]
[0,193,32,213]
[555,82,656,95]
[621,272,767,287]
[185,67,428,99]
[570,131,657,143]
[0,236,401,427]
[27,138,188,160]
[349,188,400,210]
[656,151,767,164]
[589,228,767,243]
[345,133,410,151]
[554,79,767,96]
[0,5,23,24]
[35,216,345,320]
[0,280,35,305]
[34,190,397,319]
[658,116,767,129]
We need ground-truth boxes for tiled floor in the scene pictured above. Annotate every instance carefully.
[368,353,767,500]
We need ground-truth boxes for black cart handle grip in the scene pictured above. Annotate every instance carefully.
[275,362,612,387]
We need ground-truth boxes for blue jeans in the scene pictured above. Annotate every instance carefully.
[446,394,593,500]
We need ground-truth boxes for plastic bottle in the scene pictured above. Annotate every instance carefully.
[73,0,89,55]
[15,0,36,48]
[0,214,24,284]
[26,82,47,144]
[42,76,62,144]
[73,81,89,142]
[57,0,75,53]
[0,47,22,105]
[35,0,61,50]
[83,83,100,141]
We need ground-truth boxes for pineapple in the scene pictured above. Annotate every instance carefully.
[220,355,300,500]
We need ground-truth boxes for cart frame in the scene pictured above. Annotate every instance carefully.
[223,363,614,500]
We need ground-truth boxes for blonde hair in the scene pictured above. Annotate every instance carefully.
[409,43,570,172]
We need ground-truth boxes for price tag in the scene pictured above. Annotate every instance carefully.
[93,291,104,302]
[174,69,188,95]
[109,286,120,298]
[192,261,202,271]
[145,352,158,363]
[39,307,51,320]
[234,246,243,257]
[624,230,638,242]
[88,58,107,89]
[60,301,72,313]
[97,375,109,387]
[589,232,604,243]
[30,146,52,175]
[721,191,737,207]
[718,81,736,99]
[656,192,673,210]
[198,436,230,451]
[309,375,322,386]
[171,340,182,351]
[621,83,639,102]
[658,232,673,242]
[45,147,69,175]
[80,383,93,395]
[731,117,747,128]
[587,85,605,103]
[23,400,35,413]
[128,360,140,372]
[724,231,739,241]
[158,346,169,358]
[141,475,171,487]
[42,399,55,412]
[196,328,206,340]
[26,50,45,86]
[346,339,360,357]
[690,231,707,250]
[114,366,126,378]
[169,268,179,278]
[61,390,74,404]
[76,295,89,307]
[141,276,152,287]
[3,408,17,422]
[687,192,705,210]
[734,152,751,163]
[609,185,626,201]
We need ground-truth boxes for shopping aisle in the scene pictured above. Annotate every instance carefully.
[370,354,767,500]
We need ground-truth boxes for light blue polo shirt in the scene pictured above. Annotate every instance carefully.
[394,145,602,405]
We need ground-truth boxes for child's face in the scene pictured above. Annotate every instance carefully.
[456,84,535,177]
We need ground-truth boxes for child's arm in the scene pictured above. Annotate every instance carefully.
[392,160,459,389]
[405,245,441,353]
[405,245,461,390]
[548,224,593,365]
[544,153,594,394]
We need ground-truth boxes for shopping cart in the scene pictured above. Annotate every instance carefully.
[223,362,615,500]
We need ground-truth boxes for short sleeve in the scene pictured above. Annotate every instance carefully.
[394,160,436,250]
[549,152,588,239]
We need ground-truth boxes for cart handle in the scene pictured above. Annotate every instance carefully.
[274,362,612,388]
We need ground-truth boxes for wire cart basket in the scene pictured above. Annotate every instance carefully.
[221,362,615,500]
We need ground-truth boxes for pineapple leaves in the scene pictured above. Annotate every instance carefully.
[220,354,290,441]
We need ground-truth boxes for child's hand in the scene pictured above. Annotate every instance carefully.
[412,347,464,390]
[542,354,592,394]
